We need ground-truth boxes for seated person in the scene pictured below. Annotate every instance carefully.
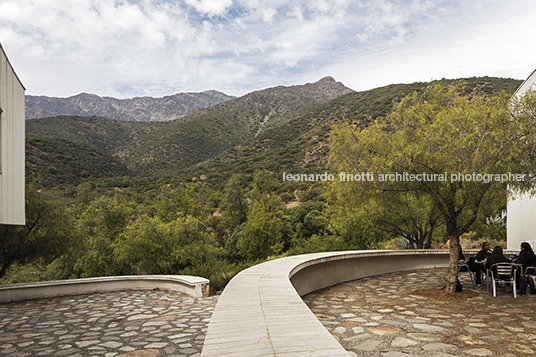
[512,242,536,273]
[486,246,509,269]
[457,244,470,273]
[475,241,492,262]
[486,246,512,292]
[455,243,465,262]
[471,241,492,288]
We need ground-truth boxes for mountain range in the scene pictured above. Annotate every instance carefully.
[25,76,522,188]
[26,90,235,122]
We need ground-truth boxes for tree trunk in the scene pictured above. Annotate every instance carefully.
[445,234,460,294]
[0,259,11,280]
[425,228,433,249]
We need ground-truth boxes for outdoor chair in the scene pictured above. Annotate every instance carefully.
[490,263,518,298]
[525,267,536,275]
[473,258,488,288]
[458,261,475,285]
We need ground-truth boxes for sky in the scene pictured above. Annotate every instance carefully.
[0,0,535,99]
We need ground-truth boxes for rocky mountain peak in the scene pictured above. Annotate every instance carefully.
[316,76,336,83]
[26,91,236,121]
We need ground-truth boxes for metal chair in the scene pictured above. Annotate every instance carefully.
[475,260,492,291]
[490,263,518,298]
[471,258,488,288]
[458,261,475,285]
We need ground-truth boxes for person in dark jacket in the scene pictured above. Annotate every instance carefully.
[454,244,465,262]
[467,242,491,288]
[456,244,471,283]
[475,241,492,261]
[486,246,512,292]
[513,242,536,272]
[486,246,509,269]
[472,241,492,288]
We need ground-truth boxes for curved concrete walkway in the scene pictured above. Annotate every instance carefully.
[201,250,451,356]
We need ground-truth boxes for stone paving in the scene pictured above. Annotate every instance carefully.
[304,268,536,357]
[4,268,536,357]
[0,289,218,357]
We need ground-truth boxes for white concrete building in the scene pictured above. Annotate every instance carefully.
[507,69,536,250]
[0,43,25,225]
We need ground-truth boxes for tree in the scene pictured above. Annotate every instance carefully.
[327,195,391,250]
[509,88,536,192]
[237,195,288,261]
[152,182,215,223]
[0,186,71,279]
[373,191,443,249]
[328,169,444,250]
[248,169,280,200]
[76,195,135,277]
[330,83,536,293]
[220,174,249,232]
[290,201,328,242]
[114,215,221,274]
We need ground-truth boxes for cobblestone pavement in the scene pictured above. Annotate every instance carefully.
[304,268,536,357]
[0,289,218,357]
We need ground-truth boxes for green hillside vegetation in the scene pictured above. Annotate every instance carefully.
[26,77,352,175]
[26,115,160,148]
[114,76,352,172]
[185,77,522,186]
[26,134,131,187]
[3,76,524,293]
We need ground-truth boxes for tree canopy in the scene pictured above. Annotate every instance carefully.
[330,83,536,292]
[0,186,71,279]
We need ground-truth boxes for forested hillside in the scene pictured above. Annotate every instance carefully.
[186,77,522,185]
[26,134,131,187]
[26,77,353,180]
[3,76,522,292]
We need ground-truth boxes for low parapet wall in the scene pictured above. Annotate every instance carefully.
[201,250,451,357]
[0,275,209,303]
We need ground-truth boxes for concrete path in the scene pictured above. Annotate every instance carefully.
[0,289,218,357]
[304,268,536,357]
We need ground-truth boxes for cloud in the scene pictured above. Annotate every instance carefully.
[0,0,534,98]
[183,0,233,17]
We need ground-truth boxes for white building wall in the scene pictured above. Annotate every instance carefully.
[507,69,536,250]
[507,192,536,250]
[0,43,25,225]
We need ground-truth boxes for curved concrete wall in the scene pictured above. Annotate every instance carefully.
[0,275,209,303]
[289,250,454,296]
[201,250,452,357]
